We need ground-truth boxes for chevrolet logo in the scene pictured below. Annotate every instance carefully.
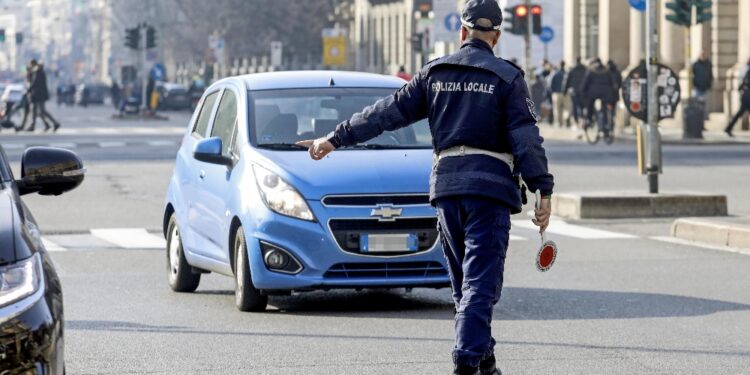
[370,205,403,221]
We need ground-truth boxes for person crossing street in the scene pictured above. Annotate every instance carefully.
[297,1,554,373]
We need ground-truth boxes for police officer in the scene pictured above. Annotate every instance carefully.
[298,1,554,373]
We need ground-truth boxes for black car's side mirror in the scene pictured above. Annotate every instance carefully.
[17,147,85,196]
[194,137,233,167]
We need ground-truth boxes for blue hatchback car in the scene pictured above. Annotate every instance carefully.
[164,71,450,311]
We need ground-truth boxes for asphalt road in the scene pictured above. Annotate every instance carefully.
[2,105,750,373]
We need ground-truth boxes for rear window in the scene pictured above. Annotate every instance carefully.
[249,88,431,149]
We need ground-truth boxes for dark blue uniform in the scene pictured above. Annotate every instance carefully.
[328,39,554,368]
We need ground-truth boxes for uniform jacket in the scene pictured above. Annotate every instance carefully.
[28,67,50,103]
[329,39,554,213]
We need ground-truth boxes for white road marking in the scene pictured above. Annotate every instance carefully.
[90,228,166,249]
[48,142,77,149]
[92,128,119,134]
[650,236,750,256]
[509,234,527,241]
[146,140,177,147]
[1,143,26,149]
[512,219,637,239]
[42,237,67,252]
[133,128,160,134]
[98,141,127,148]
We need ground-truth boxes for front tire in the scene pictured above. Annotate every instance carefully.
[234,228,268,312]
[166,214,200,292]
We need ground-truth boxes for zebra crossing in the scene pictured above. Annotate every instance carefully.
[41,219,640,252]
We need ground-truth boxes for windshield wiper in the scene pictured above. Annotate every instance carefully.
[344,144,431,150]
[257,143,308,150]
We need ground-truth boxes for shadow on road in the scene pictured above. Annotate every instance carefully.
[195,286,749,321]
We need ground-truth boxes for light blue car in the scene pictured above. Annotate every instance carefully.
[163,71,450,311]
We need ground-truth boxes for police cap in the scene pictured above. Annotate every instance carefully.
[461,0,502,32]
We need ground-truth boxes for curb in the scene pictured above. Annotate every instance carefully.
[671,217,750,250]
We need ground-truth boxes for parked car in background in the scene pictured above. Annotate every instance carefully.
[163,71,449,312]
[75,83,108,106]
[0,145,85,374]
[156,82,191,111]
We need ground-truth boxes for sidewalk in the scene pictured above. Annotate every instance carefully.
[538,122,750,145]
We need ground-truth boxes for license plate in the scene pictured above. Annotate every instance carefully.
[360,234,418,252]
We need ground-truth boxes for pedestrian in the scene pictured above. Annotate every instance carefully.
[606,60,622,123]
[396,65,413,81]
[111,80,122,110]
[724,58,750,137]
[26,60,61,132]
[565,57,587,129]
[693,50,713,120]
[530,72,548,123]
[296,1,554,373]
[549,61,568,127]
[580,58,617,127]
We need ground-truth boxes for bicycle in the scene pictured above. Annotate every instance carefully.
[583,99,615,145]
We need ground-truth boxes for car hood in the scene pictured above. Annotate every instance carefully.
[0,188,16,264]
[255,149,433,200]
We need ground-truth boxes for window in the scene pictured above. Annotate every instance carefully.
[192,91,220,137]
[249,88,431,149]
[210,90,238,155]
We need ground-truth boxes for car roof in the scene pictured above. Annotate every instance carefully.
[234,70,408,91]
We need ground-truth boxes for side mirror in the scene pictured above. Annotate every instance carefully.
[194,137,233,166]
[17,147,85,196]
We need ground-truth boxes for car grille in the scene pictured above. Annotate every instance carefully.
[324,261,447,279]
[329,217,438,255]
[322,194,430,206]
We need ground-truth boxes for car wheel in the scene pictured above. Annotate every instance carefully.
[166,214,200,292]
[234,227,268,312]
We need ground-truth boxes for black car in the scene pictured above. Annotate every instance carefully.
[0,145,84,374]
[156,82,191,111]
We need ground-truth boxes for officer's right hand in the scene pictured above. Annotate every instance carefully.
[532,197,551,233]
[296,138,335,161]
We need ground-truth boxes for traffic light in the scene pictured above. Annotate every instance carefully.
[531,5,542,35]
[125,27,140,50]
[146,26,156,49]
[0,29,5,43]
[411,33,424,53]
[665,0,691,26]
[510,4,529,35]
[694,0,712,24]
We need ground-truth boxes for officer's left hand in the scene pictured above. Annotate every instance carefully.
[532,197,551,233]
[296,138,335,161]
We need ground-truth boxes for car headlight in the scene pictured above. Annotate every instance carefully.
[252,165,315,221]
[0,253,42,308]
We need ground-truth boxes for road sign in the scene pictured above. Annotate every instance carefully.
[322,28,347,66]
[622,62,681,122]
[629,0,646,12]
[538,26,554,43]
[444,12,461,32]
[149,63,166,81]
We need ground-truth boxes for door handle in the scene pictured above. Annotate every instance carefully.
[199,170,206,180]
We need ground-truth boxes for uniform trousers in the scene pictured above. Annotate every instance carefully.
[435,196,510,367]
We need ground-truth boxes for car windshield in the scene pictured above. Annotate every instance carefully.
[249,88,432,150]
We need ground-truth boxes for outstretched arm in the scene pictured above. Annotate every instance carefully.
[297,73,428,160]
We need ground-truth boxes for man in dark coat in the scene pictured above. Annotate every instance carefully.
[580,58,617,126]
[693,51,713,120]
[565,57,587,127]
[549,61,567,127]
[27,60,61,132]
[725,59,750,137]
